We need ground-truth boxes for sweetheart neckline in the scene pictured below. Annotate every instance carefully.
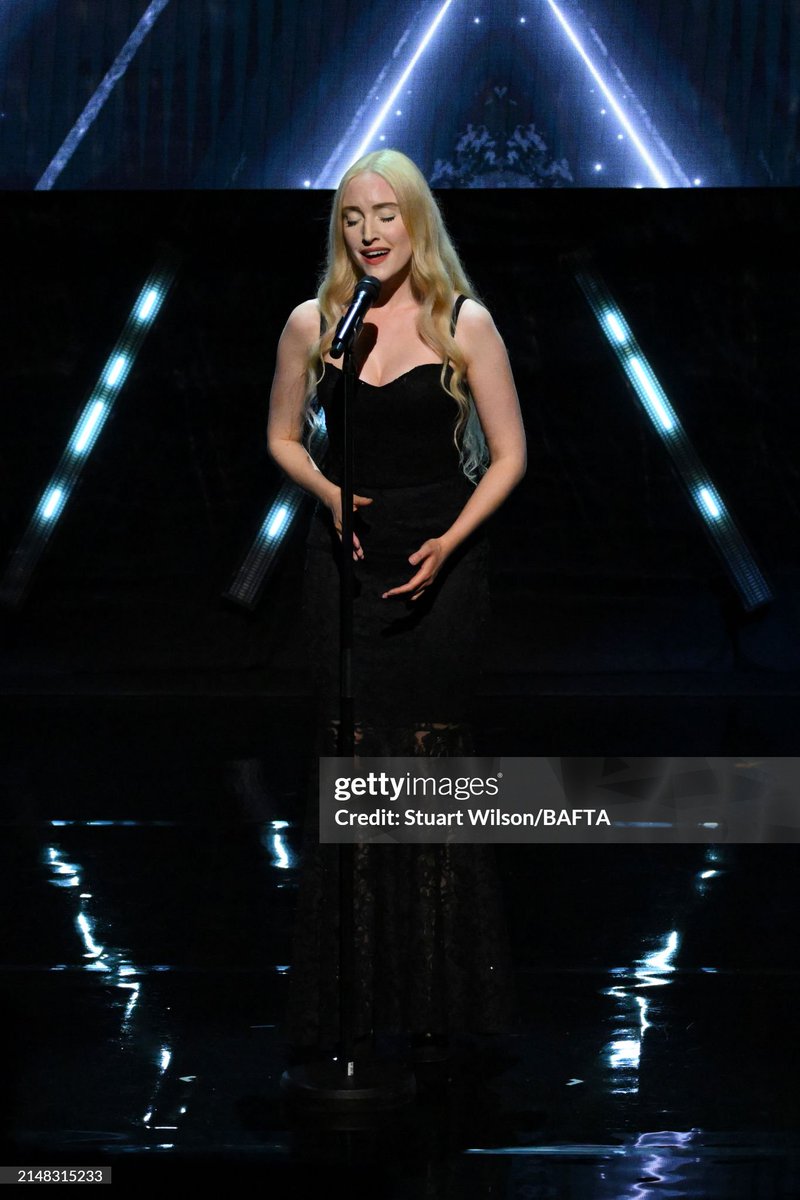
[322,361,443,390]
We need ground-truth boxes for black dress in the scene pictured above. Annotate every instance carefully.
[302,297,489,735]
[287,297,514,1050]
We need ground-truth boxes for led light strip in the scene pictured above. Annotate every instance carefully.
[36,0,172,190]
[1,264,176,606]
[544,0,686,188]
[313,0,455,187]
[573,262,771,611]
[225,422,328,609]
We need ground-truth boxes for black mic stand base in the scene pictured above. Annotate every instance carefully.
[280,1057,416,1112]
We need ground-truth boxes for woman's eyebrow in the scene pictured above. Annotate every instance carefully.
[342,202,400,213]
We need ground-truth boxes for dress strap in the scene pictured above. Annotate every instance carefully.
[450,294,467,336]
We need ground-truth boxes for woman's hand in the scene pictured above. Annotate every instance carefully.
[382,538,448,602]
[325,488,373,560]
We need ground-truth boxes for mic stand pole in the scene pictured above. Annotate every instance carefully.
[281,339,415,1114]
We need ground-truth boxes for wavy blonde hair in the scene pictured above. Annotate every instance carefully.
[307,149,489,481]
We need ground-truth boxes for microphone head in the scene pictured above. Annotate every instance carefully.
[356,275,381,301]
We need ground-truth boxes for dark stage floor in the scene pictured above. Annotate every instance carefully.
[1,696,799,1196]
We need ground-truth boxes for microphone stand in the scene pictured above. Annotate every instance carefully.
[281,323,415,1114]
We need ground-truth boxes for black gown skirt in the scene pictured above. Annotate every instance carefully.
[287,359,515,1050]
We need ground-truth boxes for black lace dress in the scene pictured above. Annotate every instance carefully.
[287,299,514,1051]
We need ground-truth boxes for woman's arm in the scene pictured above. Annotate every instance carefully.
[383,300,526,600]
[267,300,372,558]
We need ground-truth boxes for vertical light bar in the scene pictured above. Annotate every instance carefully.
[0,263,176,606]
[225,424,329,609]
[573,260,771,611]
[543,0,688,188]
[313,0,455,187]
[35,0,173,190]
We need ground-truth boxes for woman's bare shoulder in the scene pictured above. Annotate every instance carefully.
[455,296,496,331]
[284,298,321,335]
[454,298,502,362]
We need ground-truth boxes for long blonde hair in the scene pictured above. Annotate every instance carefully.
[308,149,489,481]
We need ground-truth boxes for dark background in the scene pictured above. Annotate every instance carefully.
[1,188,799,712]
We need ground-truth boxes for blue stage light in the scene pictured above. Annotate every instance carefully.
[71,401,106,455]
[40,487,64,521]
[697,487,722,521]
[35,0,173,190]
[604,312,627,344]
[136,288,160,322]
[627,356,676,430]
[226,423,328,609]
[544,0,689,187]
[574,261,771,611]
[105,354,128,388]
[266,504,290,540]
[1,262,176,606]
[314,0,455,185]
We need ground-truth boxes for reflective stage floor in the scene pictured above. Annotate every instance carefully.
[1,696,798,1197]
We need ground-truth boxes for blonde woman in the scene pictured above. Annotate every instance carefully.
[268,149,526,754]
[270,152,524,1059]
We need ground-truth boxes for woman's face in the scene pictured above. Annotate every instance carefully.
[340,171,412,285]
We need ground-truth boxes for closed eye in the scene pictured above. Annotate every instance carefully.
[343,215,397,227]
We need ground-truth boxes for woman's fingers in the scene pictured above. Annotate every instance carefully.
[331,492,372,558]
[382,539,445,601]
[382,564,429,600]
[332,522,364,560]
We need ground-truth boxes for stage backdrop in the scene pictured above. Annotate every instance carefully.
[1,0,798,189]
[1,189,798,691]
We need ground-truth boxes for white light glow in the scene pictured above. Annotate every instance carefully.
[348,0,455,167]
[76,912,103,958]
[639,930,679,975]
[266,505,290,540]
[609,1038,640,1068]
[544,0,672,187]
[160,1047,172,1072]
[604,312,627,343]
[272,834,290,870]
[136,288,160,322]
[628,357,675,430]
[41,487,64,520]
[698,487,722,520]
[73,400,106,454]
[105,355,127,388]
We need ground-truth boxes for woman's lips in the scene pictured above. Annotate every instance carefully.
[361,249,389,263]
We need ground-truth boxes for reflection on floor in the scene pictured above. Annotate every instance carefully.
[1,697,799,1197]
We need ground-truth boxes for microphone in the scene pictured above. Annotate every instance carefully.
[330,276,381,359]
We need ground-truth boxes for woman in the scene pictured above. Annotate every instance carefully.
[268,149,526,750]
[268,149,526,1054]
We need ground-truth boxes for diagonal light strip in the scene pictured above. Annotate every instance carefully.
[225,423,329,609]
[0,262,176,607]
[313,0,455,187]
[35,0,172,190]
[544,0,680,188]
[573,260,771,611]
